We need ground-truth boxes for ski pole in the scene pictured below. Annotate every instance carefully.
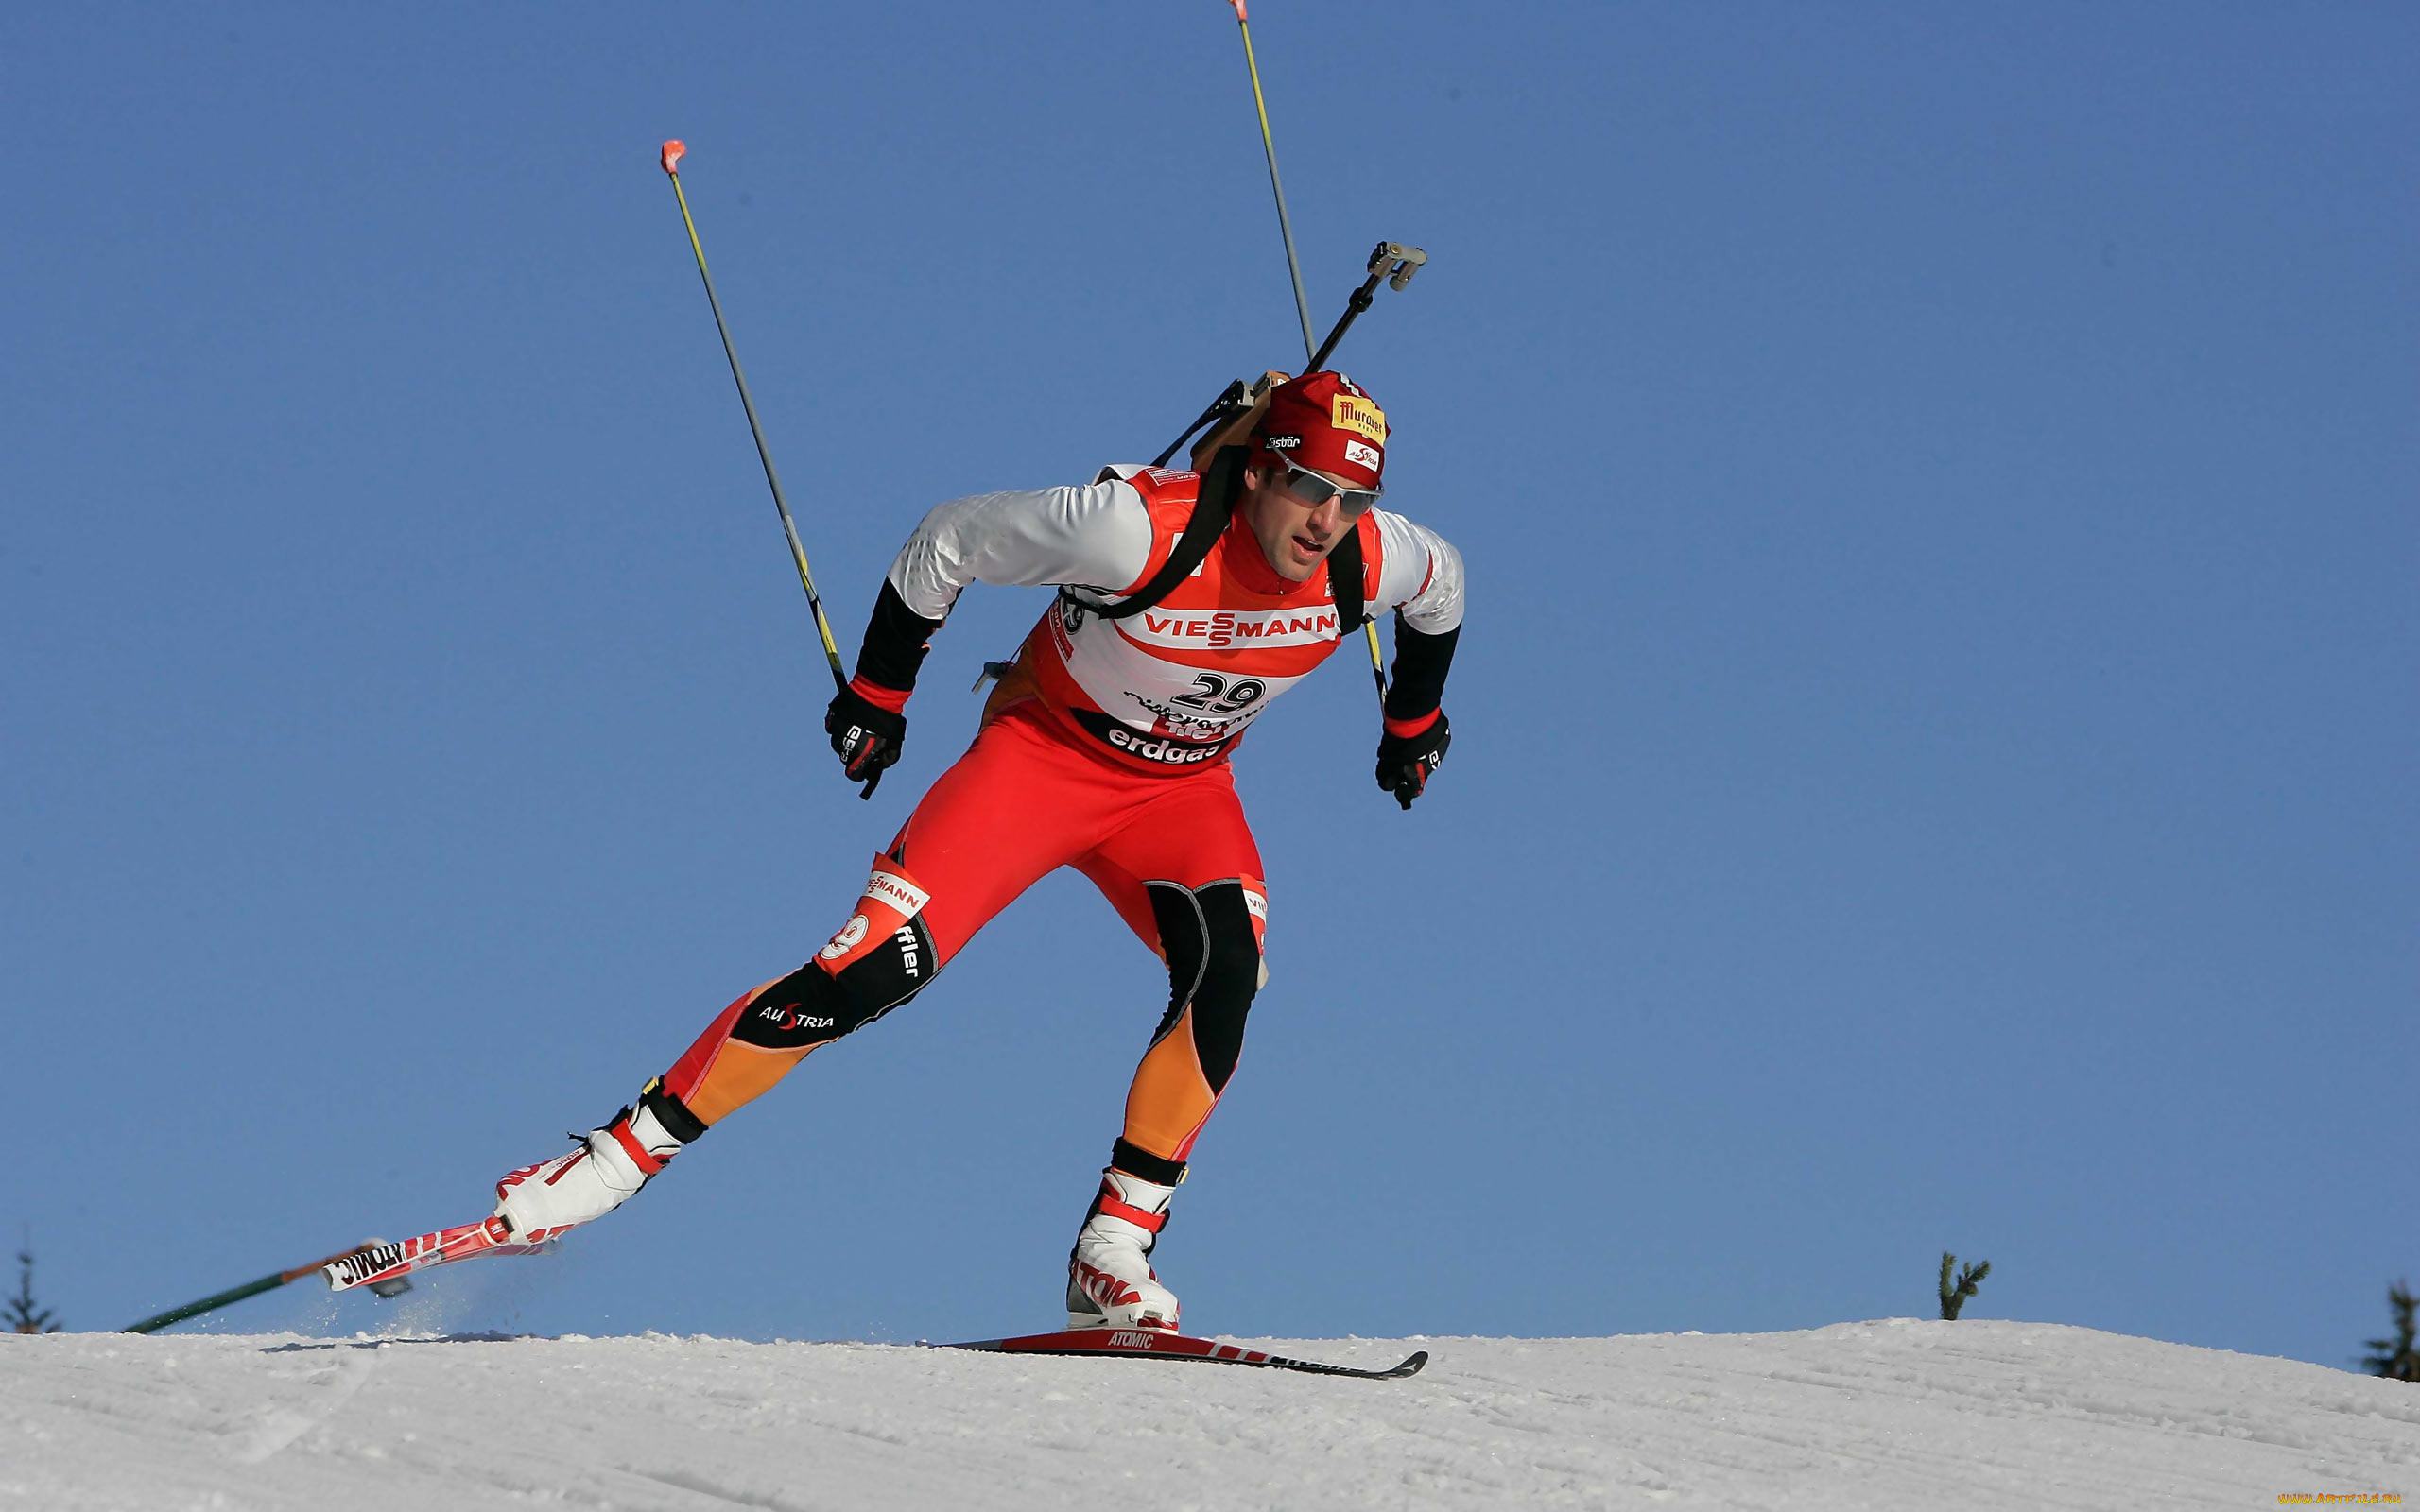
[1225,6,1416,708]
[1230,0,1317,365]
[658,141,880,799]
[124,1242,407,1334]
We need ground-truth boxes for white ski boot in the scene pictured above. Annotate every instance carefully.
[493,1100,684,1243]
[1065,1167,1181,1332]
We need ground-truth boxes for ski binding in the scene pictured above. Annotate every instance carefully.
[322,1216,556,1294]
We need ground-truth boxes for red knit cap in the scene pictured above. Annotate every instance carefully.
[1251,370,1389,491]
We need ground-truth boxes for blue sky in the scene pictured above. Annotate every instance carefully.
[6,4,2411,1367]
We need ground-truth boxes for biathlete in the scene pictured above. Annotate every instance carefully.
[490,370,1463,1331]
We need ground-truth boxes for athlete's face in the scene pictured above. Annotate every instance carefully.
[1239,464,1366,582]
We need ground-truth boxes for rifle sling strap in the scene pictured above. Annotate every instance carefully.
[1080,446,1243,623]
[1074,444,1368,634]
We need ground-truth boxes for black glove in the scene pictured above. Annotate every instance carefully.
[1375,711,1450,810]
[827,683,907,795]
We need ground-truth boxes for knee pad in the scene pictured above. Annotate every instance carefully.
[735,856,938,1052]
[1143,878,1265,1095]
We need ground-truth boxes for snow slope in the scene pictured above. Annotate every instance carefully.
[4,1321,2413,1509]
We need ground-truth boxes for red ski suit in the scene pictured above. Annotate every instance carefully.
[658,463,1464,1171]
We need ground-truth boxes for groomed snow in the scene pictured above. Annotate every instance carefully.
[4,1321,2413,1508]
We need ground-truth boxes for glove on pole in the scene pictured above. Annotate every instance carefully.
[825,683,905,787]
[658,142,881,799]
[1374,711,1450,811]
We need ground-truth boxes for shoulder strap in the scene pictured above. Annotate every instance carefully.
[1082,445,1246,622]
[1328,518,1368,634]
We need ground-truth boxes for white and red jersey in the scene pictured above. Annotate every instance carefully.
[885,464,1464,772]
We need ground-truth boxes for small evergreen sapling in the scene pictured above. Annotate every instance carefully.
[8,1246,60,1334]
[2361,1279,2417,1383]
[1939,1251,1991,1321]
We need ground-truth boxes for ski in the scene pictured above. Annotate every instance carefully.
[321,1216,555,1294]
[941,1327,1427,1381]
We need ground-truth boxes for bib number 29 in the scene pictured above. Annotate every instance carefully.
[1169,673,1267,714]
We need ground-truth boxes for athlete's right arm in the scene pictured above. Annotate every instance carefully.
[828,480,1156,785]
[886,479,1157,621]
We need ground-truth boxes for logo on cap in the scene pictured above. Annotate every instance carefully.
[1331,394,1388,445]
[1343,439,1382,471]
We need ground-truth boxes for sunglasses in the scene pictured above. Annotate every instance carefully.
[1270,459,1383,516]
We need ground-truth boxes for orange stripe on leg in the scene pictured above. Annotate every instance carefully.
[683,1040,817,1125]
[660,981,779,1121]
[1120,1005,1219,1162]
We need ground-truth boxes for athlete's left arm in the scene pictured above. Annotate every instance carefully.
[1370,510,1463,726]
[1368,511,1463,808]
